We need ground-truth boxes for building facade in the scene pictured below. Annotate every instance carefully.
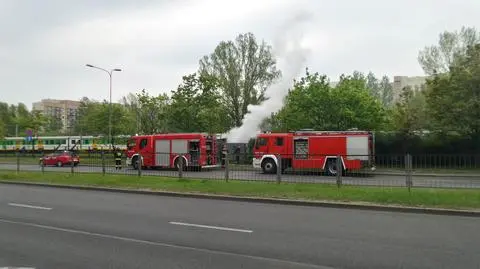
[392,76,428,102]
[32,99,81,133]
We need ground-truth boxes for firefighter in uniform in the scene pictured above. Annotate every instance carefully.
[114,147,122,170]
[234,145,241,164]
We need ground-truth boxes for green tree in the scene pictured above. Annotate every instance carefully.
[379,75,394,107]
[0,119,5,139]
[351,71,394,107]
[199,32,281,127]
[393,85,429,135]
[418,26,480,75]
[136,89,171,134]
[0,102,33,136]
[168,74,203,132]
[273,70,386,131]
[98,101,135,137]
[73,97,135,137]
[0,102,13,136]
[366,72,381,99]
[195,75,231,133]
[168,73,229,133]
[425,44,480,141]
[15,103,33,135]
[30,110,47,136]
[121,93,141,134]
[44,115,64,135]
[74,98,102,135]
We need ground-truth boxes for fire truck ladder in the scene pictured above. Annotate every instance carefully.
[292,129,370,136]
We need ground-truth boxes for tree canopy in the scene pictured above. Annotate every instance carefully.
[418,26,480,75]
[199,32,281,127]
[270,70,387,132]
[424,43,480,139]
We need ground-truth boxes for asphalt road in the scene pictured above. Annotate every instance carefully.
[1,163,480,188]
[0,184,479,269]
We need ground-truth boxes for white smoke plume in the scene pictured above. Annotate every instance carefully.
[226,11,313,143]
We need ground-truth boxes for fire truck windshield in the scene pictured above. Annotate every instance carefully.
[255,137,267,149]
[127,139,136,150]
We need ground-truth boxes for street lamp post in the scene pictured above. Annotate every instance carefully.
[85,64,122,149]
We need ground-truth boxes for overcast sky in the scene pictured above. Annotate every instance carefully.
[1,0,479,109]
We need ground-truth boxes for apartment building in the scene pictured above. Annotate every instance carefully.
[32,99,81,132]
[392,76,429,102]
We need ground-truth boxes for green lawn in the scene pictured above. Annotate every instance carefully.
[0,171,479,210]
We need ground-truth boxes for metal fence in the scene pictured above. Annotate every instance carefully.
[0,151,479,189]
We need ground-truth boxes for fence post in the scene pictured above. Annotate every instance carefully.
[137,154,142,177]
[336,154,342,188]
[178,154,183,179]
[224,151,229,182]
[70,157,74,175]
[276,154,282,184]
[101,151,106,176]
[16,151,20,174]
[41,153,45,174]
[405,153,413,191]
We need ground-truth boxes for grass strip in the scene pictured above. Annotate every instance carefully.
[0,171,479,210]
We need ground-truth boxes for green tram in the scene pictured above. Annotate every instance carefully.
[0,135,130,152]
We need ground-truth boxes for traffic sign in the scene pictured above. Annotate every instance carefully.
[25,129,33,142]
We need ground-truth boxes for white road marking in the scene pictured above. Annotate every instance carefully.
[0,218,331,269]
[0,267,36,269]
[169,221,253,233]
[7,203,52,211]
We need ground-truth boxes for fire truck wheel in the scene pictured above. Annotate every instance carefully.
[132,157,139,170]
[326,158,343,176]
[261,158,277,174]
[175,157,187,171]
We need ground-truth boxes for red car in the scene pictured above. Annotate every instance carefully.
[39,151,80,167]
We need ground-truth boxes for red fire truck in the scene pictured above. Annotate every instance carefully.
[125,133,221,170]
[252,129,376,175]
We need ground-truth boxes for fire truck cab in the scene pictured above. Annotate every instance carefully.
[126,133,220,170]
[252,130,376,175]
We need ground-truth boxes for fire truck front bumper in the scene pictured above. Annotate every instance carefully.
[360,160,376,172]
[126,158,132,166]
[252,158,262,169]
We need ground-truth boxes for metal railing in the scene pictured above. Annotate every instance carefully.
[0,152,479,189]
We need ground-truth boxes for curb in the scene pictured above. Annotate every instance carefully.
[1,180,479,217]
[373,171,480,178]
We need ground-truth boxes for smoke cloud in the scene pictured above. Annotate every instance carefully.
[226,11,313,143]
